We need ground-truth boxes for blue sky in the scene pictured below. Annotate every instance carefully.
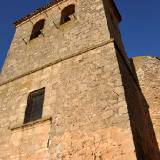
[0,0,160,69]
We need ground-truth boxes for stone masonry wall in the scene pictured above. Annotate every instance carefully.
[0,0,111,83]
[132,56,160,147]
[0,42,137,159]
[116,51,160,160]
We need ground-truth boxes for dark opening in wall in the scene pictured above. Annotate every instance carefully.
[24,88,45,124]
[60,4,75,25]
[30,19,45,40]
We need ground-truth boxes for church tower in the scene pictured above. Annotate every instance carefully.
[0,0,159,159]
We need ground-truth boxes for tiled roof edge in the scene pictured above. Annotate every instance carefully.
[14,0,63,27]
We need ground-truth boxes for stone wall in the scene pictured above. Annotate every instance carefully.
[0,0,110,83]
[0,42,137,159]
[132,56,160,147]
[10,119,51,159]
[116,49,160,160]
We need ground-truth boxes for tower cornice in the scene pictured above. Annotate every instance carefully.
[14,0,63,27]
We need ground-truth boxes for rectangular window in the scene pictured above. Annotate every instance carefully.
[24,88,45,124]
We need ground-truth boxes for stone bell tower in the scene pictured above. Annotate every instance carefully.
[0,0,159,159]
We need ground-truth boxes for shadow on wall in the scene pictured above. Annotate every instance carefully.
[115,43,160,160]
[101,0,160,157]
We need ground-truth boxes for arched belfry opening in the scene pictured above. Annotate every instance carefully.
[30,19,45,40]
[60,4,75,25]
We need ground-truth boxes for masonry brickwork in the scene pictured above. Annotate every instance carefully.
[0,0,159,160]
